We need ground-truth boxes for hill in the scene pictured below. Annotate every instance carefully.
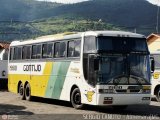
[51,0,159,35]
[0,16,119,41]
[0,0,62,21]
[0,0,159,41]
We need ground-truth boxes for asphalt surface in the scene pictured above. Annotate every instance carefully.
[0,91,160,120]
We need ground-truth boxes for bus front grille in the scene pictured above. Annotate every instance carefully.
[116,89,140,93]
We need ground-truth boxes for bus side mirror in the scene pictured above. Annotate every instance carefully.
[94,59,99,71]
[150,57,155,73]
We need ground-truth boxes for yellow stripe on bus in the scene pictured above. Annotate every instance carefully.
[8,62,53,97]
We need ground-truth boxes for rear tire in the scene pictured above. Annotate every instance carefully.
[155,87,160,102]
[25,83,32,101]
[19,83,25,100]
[71,88,84,109]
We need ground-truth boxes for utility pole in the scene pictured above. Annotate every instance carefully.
[156,0,160,33]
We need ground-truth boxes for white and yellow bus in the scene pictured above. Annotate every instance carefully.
[8,31,153,109]
[150,51,160,102]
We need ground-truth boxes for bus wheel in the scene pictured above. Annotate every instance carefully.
[112,105,128,110]
[155,87,160,102]
[71,88,84,109]
[19,83,25,100]
[25,83,32,101]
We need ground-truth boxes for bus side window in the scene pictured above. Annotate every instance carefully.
[68,40,81,58]
[13,47,22,60]
[32,44,42,59]
[42,43,53,58]
[37,45,42,59]
[60,42,66,57]
[42,44,48,58]
[47,43,53,58]
[84,36,96,53]
[152,54,160,69]
[32,45,37,59]
[74,40,81,57]
[68,41,74,57]
[10,47,14,60]
[83,36,96,81]
[54,42,60,58]
[22,46,31,59]
[54,42,66,58]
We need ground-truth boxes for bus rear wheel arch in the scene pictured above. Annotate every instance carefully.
[154,85,160,102]
[25,82,32,101]
[18,81,25,100]
[71,87,84,109]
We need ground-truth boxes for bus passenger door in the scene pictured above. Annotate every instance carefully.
[88,55,98,86]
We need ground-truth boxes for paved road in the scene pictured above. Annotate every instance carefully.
[0,91,160,120]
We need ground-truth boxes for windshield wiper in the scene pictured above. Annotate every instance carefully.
[129,75,142,85]
[113,75,128,85]
[130,75,150,85]
[112,75,149,85]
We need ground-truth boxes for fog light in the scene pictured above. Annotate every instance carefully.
[142,89,151,93]
[103,101,113,104]
[142,97,150,100]
[104,97,113,101]
[103,97,113,104]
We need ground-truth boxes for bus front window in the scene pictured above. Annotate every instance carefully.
[98,55,127,84]
[129,54,150,84]
[97,54,150,85]
[97,36,148,53]
[96,36,150,85]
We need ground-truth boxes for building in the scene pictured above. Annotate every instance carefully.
[147,33,160,52]
[0,41,10,60]
[0,41,10,89]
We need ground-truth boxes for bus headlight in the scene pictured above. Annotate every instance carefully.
[142,89,151,93]
[142,86,151,93]
[142,97,150,100]
[99,89,114,93]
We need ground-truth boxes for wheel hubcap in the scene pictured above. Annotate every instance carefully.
[19,86,23,96]
[74,93,81,105]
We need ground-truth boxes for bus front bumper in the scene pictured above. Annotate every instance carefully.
[97,94,151,105]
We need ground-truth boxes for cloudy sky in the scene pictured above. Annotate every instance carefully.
[36,0,160,5]
[37,0,89,3]
[148,0,160,5]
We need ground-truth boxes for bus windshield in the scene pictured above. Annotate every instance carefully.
[97,36,149,53]
[98,54,150,85]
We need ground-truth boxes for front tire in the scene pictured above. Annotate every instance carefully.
[19,83,25,100]
[25,83,32,101]
[155,87,160,102]
[71,88,84,109]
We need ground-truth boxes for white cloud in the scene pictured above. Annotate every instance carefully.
[36,0,160,5]
[36,0,90,4]
[147,0,160,6]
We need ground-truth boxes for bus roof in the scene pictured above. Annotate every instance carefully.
[10,31,145,46]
